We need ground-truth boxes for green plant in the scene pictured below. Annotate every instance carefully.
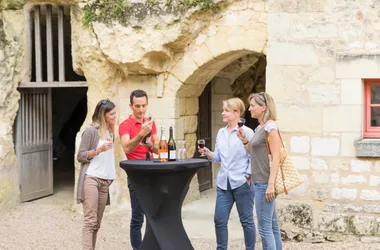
[81,0,220,28]
[82,8,96,27]
[165,0,173,6]
[147,0,162,4]
[177,0,215,10]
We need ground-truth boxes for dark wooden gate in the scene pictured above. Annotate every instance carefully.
[196,83,212,192]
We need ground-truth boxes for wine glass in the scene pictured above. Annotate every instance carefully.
[182,141,187,160]
[238,118,245,128]
[177,140,183,161]
[198,139,206,156]
[106,133,113,149]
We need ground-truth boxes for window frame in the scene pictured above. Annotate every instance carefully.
[364,79,380,138]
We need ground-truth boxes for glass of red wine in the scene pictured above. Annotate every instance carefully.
[238,118,245,128]
[198,139,206,156]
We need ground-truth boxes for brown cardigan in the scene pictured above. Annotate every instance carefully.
[76,125,111,205]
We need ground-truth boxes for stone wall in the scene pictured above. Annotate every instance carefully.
[267,0,380,242]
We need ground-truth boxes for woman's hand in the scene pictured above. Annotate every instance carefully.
[245,174,251,185]
[265,183,275,202]
[198,146,210,155]
[97,141,113,154]
[236,127,248,143]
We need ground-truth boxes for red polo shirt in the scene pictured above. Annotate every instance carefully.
[119,115,157,160]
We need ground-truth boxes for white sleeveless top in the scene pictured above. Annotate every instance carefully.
[86,132,116,180]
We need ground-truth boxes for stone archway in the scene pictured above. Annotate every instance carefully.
[68,0,269,208]
[162,12,268,200]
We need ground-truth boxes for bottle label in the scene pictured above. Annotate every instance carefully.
[144,137,150,144]
[169,150,176,160]
[160,152,168,159]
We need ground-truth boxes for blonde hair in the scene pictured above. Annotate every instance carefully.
[222,97,245,117]
[91,99,115,139]
[249,92,277,122]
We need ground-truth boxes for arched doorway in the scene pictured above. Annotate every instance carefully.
[168,26,268,193]
[194,55,267,191]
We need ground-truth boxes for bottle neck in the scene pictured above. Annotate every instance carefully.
[160,129,166,140]
[169,127,173,140]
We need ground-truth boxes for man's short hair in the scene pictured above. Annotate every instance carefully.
[130,89,148,104]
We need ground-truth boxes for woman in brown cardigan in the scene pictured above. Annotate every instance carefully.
[77,99,117,250]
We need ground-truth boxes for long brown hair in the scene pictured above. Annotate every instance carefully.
[91,99,116,139]
[249,92,277,123]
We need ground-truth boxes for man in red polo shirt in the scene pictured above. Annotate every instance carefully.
[119,89,159,250]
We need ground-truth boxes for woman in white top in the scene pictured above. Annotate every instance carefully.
[77,99,117,250]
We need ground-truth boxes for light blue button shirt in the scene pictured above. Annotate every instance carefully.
[212,125,254,190]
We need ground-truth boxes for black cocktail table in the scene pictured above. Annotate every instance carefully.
[120,158,209,250]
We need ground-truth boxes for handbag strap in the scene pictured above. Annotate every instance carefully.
[264,128,288,195]
[263,127,285,153]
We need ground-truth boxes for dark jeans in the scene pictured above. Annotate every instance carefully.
[128,178,145,250]
[214,181,256,250]
[254,183,282,250]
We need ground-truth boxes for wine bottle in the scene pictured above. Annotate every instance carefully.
[142,114,152,144]
[158,126,168,162]
[168,125,176,161]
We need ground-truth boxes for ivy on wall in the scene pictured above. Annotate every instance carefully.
[82,0,220,28]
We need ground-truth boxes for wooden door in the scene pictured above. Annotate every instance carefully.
[15,88,53,202]
[196,83,212,192]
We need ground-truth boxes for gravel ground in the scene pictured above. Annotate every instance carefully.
[1,187,380,250]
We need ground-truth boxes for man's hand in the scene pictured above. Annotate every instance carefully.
[141,141,154,150]
[139,120,152,137]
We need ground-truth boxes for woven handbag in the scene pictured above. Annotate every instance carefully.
[264,130,303,195]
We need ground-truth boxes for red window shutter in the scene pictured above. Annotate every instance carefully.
[364,79,380,138]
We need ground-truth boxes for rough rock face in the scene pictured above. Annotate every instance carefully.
[230,55,266,103]
[0,0,26,10]
[277,202,313,240]
[76,1,229,75]
[0,9,25,210]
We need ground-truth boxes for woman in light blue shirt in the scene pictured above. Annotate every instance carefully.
[199,97,255,250]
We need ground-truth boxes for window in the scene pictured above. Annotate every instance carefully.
[19,4,86,87]
[364,79,380,138]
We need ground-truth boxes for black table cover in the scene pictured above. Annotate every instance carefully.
[120,158,209,250]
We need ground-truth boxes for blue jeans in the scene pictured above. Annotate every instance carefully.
[214,181,256,250]
[128,178,145,250]
[254,183,282,250]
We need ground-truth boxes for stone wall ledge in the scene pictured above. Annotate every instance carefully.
[355,139,380,157]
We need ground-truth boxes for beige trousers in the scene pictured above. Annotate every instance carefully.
[82,175,111,250]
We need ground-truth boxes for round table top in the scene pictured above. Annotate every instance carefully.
[119,158,209,172]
